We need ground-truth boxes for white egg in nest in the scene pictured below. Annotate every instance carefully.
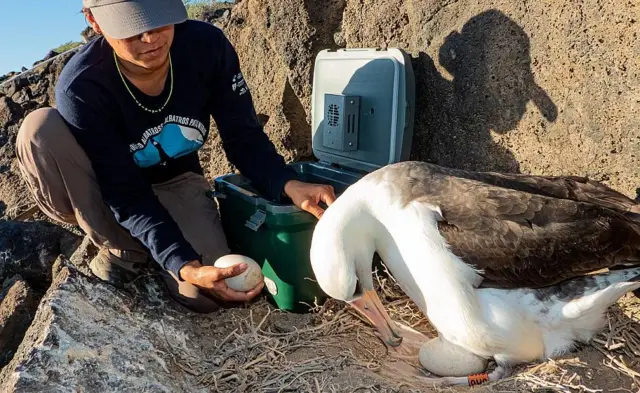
[213,254,264,292]
[418,336,488,377]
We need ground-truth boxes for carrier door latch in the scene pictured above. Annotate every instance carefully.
[245,209,266,231]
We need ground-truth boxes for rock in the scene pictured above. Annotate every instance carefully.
[0,72,19,86]
[0,46,73,150]
[18,101,39,117]
[207,0,639,199]
[0,97,24,130]
[80,27,98,43]
[46,50,76,107]
[0,220,80,292]
[0,159,32,222]
[0,263,205,392]
[200,0,348,172]
[0,48,75,216]
[0,275,38,368]
[11,87,31,105]
[0,77,28,99]
[30,80,50,106]
[43,50,58,60]
[200,7,233,25]
[32,50,58,67]
[0,71,52,213]
[68,236,98,277]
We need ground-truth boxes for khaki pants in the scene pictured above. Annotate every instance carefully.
[15,107,230,313]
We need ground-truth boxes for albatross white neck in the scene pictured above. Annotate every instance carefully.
[337,182,485,310]
[311,182,495,350]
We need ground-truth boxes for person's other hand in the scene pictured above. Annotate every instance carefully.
[179,261,264,302]
[284,180,336,219]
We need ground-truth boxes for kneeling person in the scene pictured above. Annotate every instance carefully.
[16,0,335,313]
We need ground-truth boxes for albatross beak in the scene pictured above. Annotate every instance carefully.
[349,289,403,347]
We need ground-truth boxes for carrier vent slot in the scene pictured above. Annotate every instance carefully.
[327,104,340,127]
[322,94,359,152]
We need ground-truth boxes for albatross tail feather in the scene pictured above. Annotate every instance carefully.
[528,268,640,358]
[557,268,640,321]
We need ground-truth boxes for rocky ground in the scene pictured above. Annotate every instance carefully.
[0,0,639,392]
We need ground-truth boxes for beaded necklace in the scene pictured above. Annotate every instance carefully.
[113,50,173,114]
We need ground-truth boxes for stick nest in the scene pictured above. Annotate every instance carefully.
[158,264,640,393]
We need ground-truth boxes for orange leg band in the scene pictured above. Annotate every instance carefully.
[467,372,490,387]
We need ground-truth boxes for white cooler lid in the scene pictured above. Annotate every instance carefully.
[310,48,415,173]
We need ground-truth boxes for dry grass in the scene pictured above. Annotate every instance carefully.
[591,305,640,381]
[158,264,640,393]
[159,299,389,392]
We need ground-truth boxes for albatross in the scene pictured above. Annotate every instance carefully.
[309,161,640,386]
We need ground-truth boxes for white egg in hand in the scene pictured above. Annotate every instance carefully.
[213,254,264,292]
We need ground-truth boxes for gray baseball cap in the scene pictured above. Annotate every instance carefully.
[83,0,188,39]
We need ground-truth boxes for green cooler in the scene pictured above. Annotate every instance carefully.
[212,48,416,312]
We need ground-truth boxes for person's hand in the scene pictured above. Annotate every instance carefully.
[179,261,264,302]
[284,180,336,219]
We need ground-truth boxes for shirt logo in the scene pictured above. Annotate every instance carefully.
[231,72,248,96]
[128,115,208,168]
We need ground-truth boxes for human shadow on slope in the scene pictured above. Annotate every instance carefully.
[411,9,558,173]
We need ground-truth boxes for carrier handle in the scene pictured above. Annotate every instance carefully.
[205,190,227,200]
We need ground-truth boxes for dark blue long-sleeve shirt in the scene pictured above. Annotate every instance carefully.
[55,20,298,278]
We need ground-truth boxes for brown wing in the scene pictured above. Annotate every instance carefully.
[412,163,637,212]
[368,162,640,289]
